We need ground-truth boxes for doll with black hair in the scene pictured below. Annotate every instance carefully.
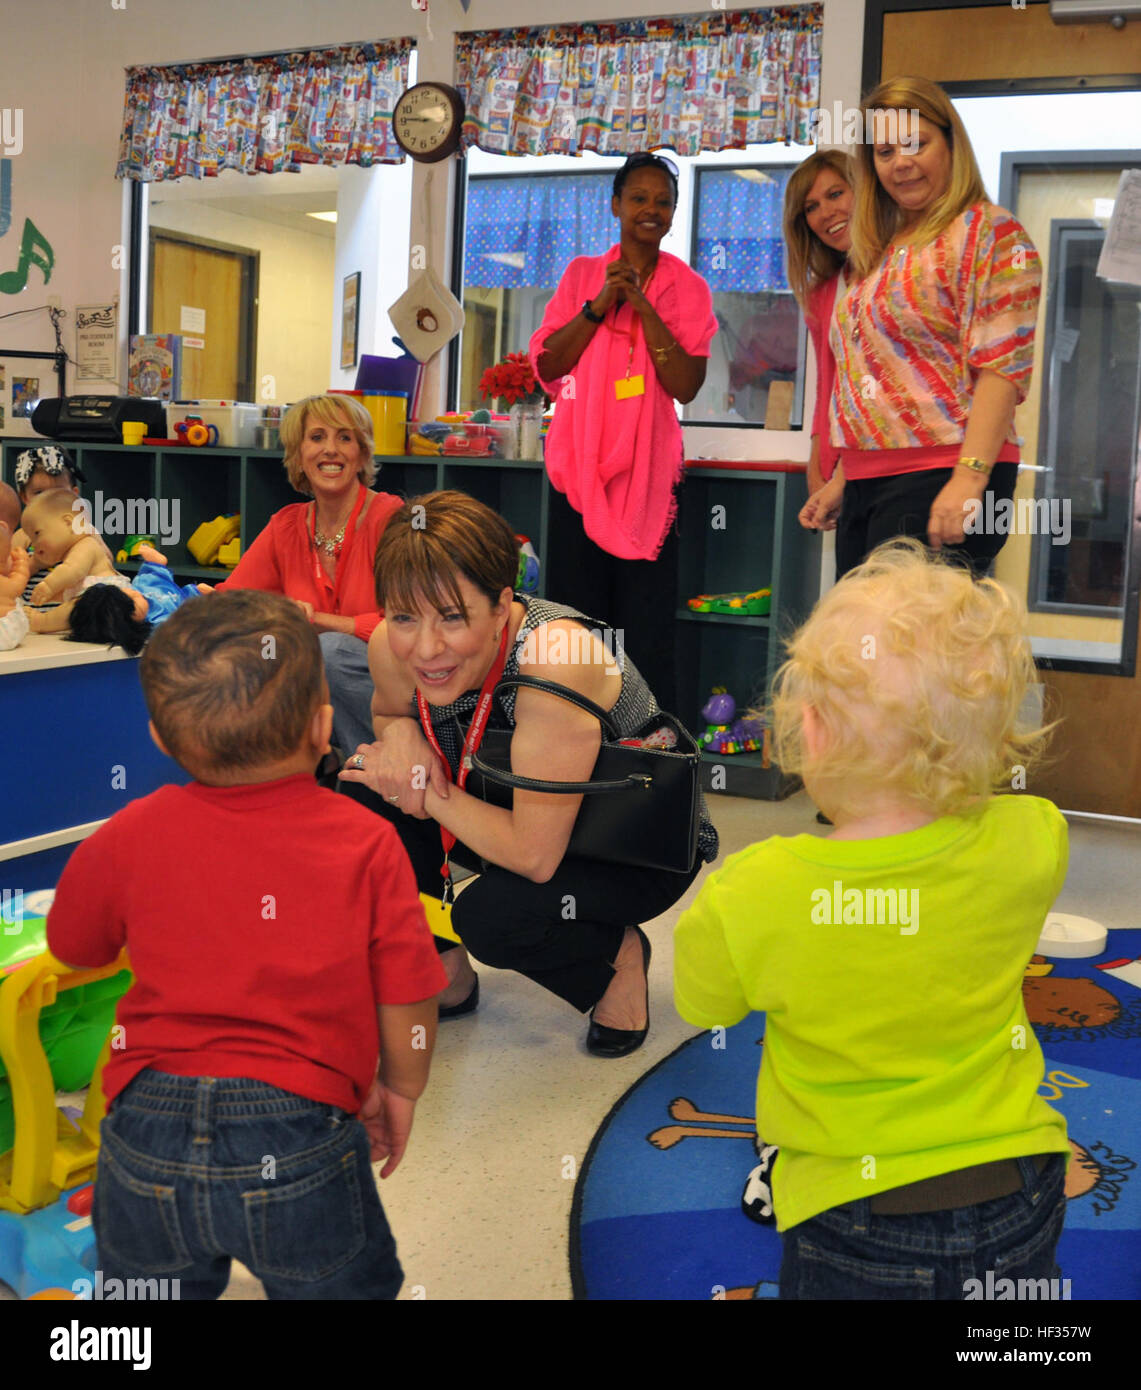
[67,557,206,655]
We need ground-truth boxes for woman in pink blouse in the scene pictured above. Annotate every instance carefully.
[800,77,1042,578]
[529,153,718,712]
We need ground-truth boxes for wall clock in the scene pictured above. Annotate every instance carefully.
[392,82,465,163]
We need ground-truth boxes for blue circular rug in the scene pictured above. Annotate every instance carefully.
[570,930,1141,1300]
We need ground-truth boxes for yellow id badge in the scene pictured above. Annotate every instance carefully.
[615,374,645,400]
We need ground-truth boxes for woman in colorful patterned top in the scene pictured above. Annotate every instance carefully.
[801,77,1042,578]
[783,150,856,504]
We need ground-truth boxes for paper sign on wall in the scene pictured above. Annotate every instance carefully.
[180,305,206,333]
[183,336,205,350]
[75,304,117,384]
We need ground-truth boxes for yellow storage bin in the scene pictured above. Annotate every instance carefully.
[188,514,240,566]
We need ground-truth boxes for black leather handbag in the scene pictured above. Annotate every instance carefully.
[466,675,701,873]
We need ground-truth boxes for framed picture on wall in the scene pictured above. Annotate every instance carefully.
[341,272,360,370]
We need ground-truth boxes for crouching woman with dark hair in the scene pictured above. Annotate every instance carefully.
[339,490,718,1057]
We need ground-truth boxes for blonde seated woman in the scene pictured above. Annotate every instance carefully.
[338,490,718,1058]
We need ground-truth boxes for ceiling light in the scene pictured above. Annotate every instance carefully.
[307,211,338,223]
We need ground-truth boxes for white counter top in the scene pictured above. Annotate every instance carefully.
[0,629,131,676]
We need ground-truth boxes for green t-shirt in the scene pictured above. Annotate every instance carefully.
[674,795,1070,1231]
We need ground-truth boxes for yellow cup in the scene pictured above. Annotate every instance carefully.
[363,392,408,456]
[122,421,146,446]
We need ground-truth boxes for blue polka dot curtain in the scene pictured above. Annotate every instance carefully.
[695,167,793,293]
[466,174,615,290]
[456,9,821,158]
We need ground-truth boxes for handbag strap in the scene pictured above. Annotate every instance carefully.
[467,747,651,796]
[492,674,621,741]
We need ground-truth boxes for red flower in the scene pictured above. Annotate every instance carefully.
[478,351,541,405]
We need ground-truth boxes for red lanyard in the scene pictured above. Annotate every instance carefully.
[416,623,510,903]
[309,484,366,596]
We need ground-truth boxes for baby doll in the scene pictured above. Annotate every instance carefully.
[12,445,84,599]
[0,519,32,650]
[68,555,206,656]
[20,489,126,631]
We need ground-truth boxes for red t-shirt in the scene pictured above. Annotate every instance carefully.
[47,774,447,1113]
[216,489,402,641]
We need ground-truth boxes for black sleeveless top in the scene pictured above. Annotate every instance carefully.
[416,594,718,863]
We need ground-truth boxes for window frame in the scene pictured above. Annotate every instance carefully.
[687,160,808,430]
[1000,147,1141,679]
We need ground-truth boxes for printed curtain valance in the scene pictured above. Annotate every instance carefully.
[456,8,821,158]
[116,41,412,182]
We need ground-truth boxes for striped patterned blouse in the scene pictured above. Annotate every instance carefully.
[828,202,1041,457]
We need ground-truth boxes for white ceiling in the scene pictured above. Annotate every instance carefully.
[148,161,342,237]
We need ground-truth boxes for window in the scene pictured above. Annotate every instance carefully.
[459,171,613,413]
[688,165,805,426]
[454,146,812,423]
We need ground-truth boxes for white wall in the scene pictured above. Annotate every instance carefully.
[0,0,864,460]
[148,201,335,405]
[329,162,414,390]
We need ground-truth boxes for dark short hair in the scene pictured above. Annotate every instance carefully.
[612,152,679,206]
[140,590,322,779]
[374,491,519,619]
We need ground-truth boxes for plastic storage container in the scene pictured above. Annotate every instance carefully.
[167,401,260,448]
[361,392,408,455]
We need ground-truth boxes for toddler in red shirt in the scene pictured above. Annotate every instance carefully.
[48,589,447,1300]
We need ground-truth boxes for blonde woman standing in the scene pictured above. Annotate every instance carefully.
[801,77,1042,577]
[782,150,856,507]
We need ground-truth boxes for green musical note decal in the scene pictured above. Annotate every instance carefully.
[0,160,10,239]
[0,217,54,293]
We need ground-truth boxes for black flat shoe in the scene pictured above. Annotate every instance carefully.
[438,973,479,1019]
[586,927,651,1059]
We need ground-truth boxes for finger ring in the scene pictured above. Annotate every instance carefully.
[350,753,365,769]
[387,795,400,805]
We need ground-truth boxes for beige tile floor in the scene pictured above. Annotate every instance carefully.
[2,792,1135,1301]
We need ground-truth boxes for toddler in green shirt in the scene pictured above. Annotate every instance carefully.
[674,538,1070,1299]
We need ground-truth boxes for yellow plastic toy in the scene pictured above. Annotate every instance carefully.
[217,537,242,568]
[188,514,241,566]
[0,949,129,1216]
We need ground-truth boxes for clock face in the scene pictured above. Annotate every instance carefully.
[393,82,464,163]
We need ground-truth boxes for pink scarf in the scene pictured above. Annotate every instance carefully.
[529,247,717,560]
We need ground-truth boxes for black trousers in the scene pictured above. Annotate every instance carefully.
[339,780,700,1014]
[834,462,1019,579]
[542,484,681,713]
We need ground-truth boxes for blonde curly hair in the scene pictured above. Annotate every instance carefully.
[769,539,1054,820]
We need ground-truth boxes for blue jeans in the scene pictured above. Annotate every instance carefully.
[94,1071,402,1300]
[779,1154,1067,1300]
[319,631,375,756]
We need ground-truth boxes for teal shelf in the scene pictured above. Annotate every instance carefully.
[677,608,771,628]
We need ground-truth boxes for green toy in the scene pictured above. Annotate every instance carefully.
[115,535,160,564]
[0,891,130,1153]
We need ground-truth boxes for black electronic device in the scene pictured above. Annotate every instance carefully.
[31,395,167,443]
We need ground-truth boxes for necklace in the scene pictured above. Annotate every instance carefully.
[313,519,347,558]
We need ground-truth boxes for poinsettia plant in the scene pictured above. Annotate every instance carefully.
[478,351,546,407]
